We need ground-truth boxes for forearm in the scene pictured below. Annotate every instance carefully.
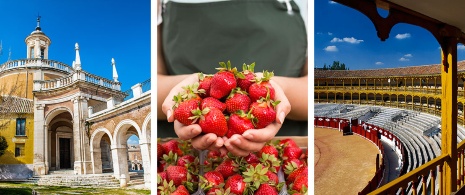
[272,75,308,121]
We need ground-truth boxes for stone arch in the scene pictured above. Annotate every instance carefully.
[140,112,151,188]
[90,127,113,174]
[45,107,73,125]
[113,119,142,147]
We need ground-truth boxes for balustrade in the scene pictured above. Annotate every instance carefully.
[0,59,72,73]
[34,70,121,91]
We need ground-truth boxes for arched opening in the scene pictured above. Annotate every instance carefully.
[48,111,73,171]
[90,128,113,174]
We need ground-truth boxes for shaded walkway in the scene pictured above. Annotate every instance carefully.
[380,140,401,186]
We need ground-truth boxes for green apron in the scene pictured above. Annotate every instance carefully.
[158,0,308,137]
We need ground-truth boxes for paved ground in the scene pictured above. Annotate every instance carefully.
[314,127,380,195]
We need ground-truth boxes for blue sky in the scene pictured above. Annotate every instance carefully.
[314,0,465,70]
[0,0,150,91]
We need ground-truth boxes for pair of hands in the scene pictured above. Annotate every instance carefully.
[161,73,291,157]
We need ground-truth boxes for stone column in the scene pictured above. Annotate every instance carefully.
[33,104,46,175]
[111,144,129,182]
[91,147,102,174]
[72,96,92,175]
[139,138,151,188]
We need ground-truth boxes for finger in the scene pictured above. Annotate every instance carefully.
[229,134,266,152]
[173,121,202,140]
[162,74,200,121]
[270,80,291,124]
[242,122,282,142]
[224,138,250,157]
[191,133,218,150]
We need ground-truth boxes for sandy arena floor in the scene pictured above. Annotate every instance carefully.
[314,127,380,195]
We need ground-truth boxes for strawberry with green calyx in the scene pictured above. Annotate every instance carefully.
[161,151,178,167]
[249,70,275,102]
[176,154,195,168]
[161,140,183,156]
[201,97,226,112]
[278,138,299,149]
[157,142,164,161]
[182,82,205,100]
[226,110,256,138]
[244,152,260,165]
[254,183,279,195]
[237,62,256,92]
[250,92,280,129]
[224,174,247,195]
[172,185,190,195]
[190,107,228,137]
[225,87,251,113]
[258,153,281,173]
[215,158,239,179]
[265,171,279,186]
[286,166,307,185]
[289,174,308,194]
[166,165,190,187]
[206,187,232,195]
[198,73,213,98]
[172,94,201,126]
[200,171,224,192]
[283,159,304,176]
[157,179,176,195]
[243,163,270,192]
[210,61,242,99]
[258,145,279,159]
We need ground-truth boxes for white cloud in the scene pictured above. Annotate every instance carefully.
[317,32,323,35]
[395,33,411,39]
[404,54,412,57]
[330,37,364,44]
[329,1,337,4]
[458,45,465,50]
[324,46,338,52]
[328,32,333,36]
[399,57,409,62]
[375,62,384,65]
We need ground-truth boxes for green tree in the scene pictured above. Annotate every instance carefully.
[323,61,349,70]
[0,136,7,157]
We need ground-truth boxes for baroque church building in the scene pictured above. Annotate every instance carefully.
[0,18,151,188]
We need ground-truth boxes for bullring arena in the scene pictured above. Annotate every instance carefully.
[314,60,465,194]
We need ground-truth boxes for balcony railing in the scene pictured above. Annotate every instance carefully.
[33,70,121,91]
[0,59,73,73]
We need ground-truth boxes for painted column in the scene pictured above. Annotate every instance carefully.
[72,96,92,175]
[440,39,458,194]
[33,104,47,175]
[139,138,151,188]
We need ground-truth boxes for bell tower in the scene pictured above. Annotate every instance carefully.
[25,15,51,59]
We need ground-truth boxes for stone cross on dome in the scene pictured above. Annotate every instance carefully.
[36,14,41,31]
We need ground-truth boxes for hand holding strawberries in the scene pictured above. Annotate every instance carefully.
[162,61,291,156]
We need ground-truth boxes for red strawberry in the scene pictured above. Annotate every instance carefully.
[157,143,164,160]
[225,174,246,195]
[244,153,260,164]
[199,73,213,98]
[283,158,304,176]
[173,97,201,126]
[248,70,275,102]
[287,166,307,185]
[279,138,299,148]
[177,154,195,167]
[291,174,308,193]
[201,97,226,111]
[237,63,256,92]
[225,88,251,113]
[254,183,278,195]
[258,145,279,159]
[250,96,280,129]
[166,165,188,187]
[226,111,256,138]
[172,185,190,195]
[200,171,224,191]
[193,107,228,137]
[265,171,279,185]
[283,146,303,161]
[162,140,183,156]
[210,61,238,99]
[158,171,168,181]
[215,159,239,179]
